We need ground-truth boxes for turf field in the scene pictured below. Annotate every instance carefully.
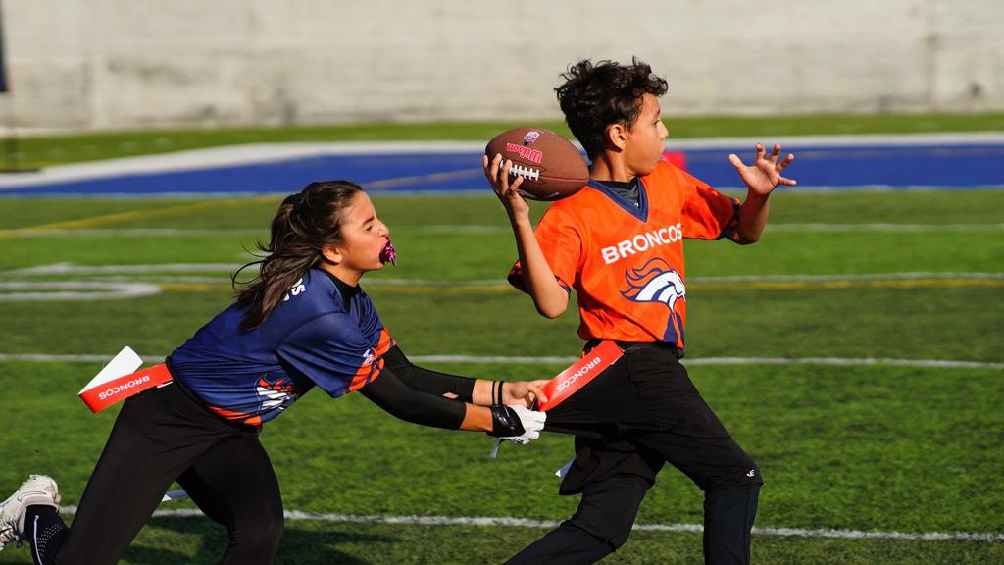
[1,187,1002,564]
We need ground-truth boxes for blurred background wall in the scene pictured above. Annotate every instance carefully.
[2,0,1002,131]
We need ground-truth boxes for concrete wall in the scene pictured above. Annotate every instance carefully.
[2,0,1002,131]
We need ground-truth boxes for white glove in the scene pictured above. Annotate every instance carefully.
[488,405,546,458]
[504,404,546,443]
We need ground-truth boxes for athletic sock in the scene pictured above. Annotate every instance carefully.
[22,505,68,565]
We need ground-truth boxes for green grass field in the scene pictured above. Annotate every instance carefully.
[1,187,1002,564]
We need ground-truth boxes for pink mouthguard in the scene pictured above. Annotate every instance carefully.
[379,240,397,265]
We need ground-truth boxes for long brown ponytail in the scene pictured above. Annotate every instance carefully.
[232,180,363,330]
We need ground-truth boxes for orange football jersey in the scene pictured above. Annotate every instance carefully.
[509,161,739,348]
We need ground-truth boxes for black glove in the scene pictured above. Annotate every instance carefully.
[488,404,526,438]
[487,404,546,441]
[486,381,546,442]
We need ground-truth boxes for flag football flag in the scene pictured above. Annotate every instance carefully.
[537,340,623,411]
[78,347,172,413]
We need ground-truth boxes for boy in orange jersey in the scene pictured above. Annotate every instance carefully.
[483,58,797,564]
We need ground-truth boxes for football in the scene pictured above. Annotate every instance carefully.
[485,127,588,200]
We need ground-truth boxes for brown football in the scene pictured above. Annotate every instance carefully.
[485,127,588,201]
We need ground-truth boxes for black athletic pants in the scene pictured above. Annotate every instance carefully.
[53,380,283,565]
[507,343,763,565]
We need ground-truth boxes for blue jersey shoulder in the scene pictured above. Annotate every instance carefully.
[168,268,385,425]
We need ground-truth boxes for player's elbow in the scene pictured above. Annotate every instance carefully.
[528,284,569,318]
[535,298,568,319]
[731,229,760,245]
[537,306,564,319]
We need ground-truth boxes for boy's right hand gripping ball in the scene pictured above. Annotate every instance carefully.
[485,128,588,200]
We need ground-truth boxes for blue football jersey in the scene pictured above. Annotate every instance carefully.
[168,268,394,426]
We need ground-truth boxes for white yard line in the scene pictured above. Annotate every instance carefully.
[765,223,1004,233]
[686,272,1004,283]
[3,225,509,238]
[50,506,1004,542]
[1,352,1001,370]
[0,282,160,301]
[7,263,242,276]
[6,228,267,238]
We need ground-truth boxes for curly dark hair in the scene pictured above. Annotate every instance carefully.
[232,180,363,330]
[555,58,669,159]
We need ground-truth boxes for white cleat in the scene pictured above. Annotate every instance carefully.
[0,475,60,551]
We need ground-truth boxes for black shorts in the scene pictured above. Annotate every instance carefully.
[56,379,283,565]
[545,343,763,494]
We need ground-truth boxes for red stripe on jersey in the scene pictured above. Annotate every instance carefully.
[348,328,395,392]
[208,405,263,428]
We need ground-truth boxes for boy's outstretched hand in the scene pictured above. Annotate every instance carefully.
[483,153,530,218]
[728,143,797,195]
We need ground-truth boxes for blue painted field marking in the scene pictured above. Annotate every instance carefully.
[0,135,1001,196]
[682,143,1004,189]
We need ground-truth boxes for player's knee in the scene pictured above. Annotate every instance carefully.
[735,460,764,488]
[228,505,284,554]
[706,452,764,491]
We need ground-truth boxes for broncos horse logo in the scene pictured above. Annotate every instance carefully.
[257,376,297,412]
[622,258,687,308]
[621,258,687,344]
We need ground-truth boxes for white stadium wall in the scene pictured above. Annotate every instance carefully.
[2,0,1002,131]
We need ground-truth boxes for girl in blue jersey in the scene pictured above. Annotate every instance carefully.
[0,180,547,565]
